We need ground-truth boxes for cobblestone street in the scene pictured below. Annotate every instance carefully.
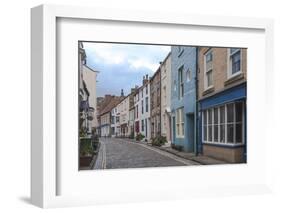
[94,137,199,169]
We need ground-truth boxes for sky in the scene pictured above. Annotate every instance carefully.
[83,42,171,97]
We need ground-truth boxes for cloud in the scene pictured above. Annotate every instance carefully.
[128,58,159,72]
[82,42,170,97]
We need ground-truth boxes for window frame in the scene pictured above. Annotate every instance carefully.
[145,97,149,112]
[186,68,191,82]
[178,66,184,99]
[176,107,184,138]
[202,101,245,146]
[227,48,242,79]
[204,49,214,90]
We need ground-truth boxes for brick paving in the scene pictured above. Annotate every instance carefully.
[94,137,199,169]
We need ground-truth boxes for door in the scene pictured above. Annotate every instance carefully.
[186,113,194,152]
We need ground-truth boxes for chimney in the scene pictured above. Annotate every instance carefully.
[121,89,124,97]
[143,74,149,85]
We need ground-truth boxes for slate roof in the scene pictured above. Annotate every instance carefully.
[98,96,123,116]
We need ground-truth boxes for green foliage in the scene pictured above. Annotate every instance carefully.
[79,127,87,137]
[151,135,167,147]
[80,138,94,157]
[135,133,145,141]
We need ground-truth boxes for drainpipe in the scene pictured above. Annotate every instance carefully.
[195,47,199,156]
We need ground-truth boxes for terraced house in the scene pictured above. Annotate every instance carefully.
[160,52,172,144]
[198,47,247,163]
[118,91,130,137]
[79,42,98,134]
[134,75,150,141]
[150,67,161,138]
[98,95,122,137]
[171,46,197,152]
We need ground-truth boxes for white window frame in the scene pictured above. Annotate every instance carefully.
[202,102,244,146]
[227,48,242,79]
[186,68,191,82]
[176,107,184,138]
[178,66,184,99]
[204,49,213,90]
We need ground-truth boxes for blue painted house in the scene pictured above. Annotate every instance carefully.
[171,46,197,152]
[197,47,247,163]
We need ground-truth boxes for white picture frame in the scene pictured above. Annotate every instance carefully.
[31,4,274,208]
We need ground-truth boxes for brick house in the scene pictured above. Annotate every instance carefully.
[198,47,247,163]
[150,67,161,138]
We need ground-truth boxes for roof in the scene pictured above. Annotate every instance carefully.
[99,96,123,116]
[83,64,100,73]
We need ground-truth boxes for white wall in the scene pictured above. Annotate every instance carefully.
[135,83,151,140]
[1,0,281,212]
[83,65,98,129]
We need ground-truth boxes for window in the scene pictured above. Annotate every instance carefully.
[146,85,148,94]
[178,66,184,99]
[207,109,213,142]
[226,103,234,143]
[163,86,166,104]
[135,105,138,119]
[214,108,219,142]
[186,69,191,82]
[141,89,143,98]
[157,87,160,106]
[219,106,225,143]
[202,102,244,144]
[203,110,207,141]
[141,100,144,114]
[151,92,154,109]
[145,97,148,112]
[228,48,241,77]
[204,50,213,89]
[176,108,184,138]
[141,120,144,132]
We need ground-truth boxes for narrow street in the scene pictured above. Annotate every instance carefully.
[94,137,199,169]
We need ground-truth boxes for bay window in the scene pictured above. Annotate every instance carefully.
[202,101,244,145]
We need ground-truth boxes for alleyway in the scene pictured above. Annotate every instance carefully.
[94,137,199,169]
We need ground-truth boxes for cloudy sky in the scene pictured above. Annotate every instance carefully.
[83,42,171,97]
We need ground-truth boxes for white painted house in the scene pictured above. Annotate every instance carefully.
[110,106,119,137]
[134,75,151,141]
[83,65,98,133]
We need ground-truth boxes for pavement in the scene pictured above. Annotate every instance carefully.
[94,137,200,169]
[119,137,227,165]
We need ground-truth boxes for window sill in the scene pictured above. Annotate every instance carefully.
[202,86,214,96]
[203,141,245,148]
[224,72,244,86]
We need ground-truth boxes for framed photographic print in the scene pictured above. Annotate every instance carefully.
[31,4,274,208]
